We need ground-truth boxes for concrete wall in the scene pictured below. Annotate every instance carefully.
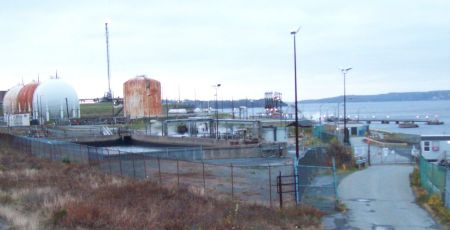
[67,135,121,144]
[202,143,287,160]
[131,134,231,147]
[131,134,287,160]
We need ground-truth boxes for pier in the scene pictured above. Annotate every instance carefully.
[355,118,444,125]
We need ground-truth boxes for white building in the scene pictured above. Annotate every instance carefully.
[420,135,450,162]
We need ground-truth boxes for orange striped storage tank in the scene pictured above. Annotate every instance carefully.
[123,75,162,118]
[17,81,39,114]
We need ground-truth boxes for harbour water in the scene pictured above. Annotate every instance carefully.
[297,100,450,135]
[227,99,449,135]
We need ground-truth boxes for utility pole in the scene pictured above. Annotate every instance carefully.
[340,67,352,145]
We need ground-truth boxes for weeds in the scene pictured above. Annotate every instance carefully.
[0,143,324,229]
[415,188,429,203]
[335,200,348,212]
[410,167,450,225]
[427,194,450,223]
[61,158,71,164]
[51,209,67,225]
[0,193,13,205]
[410,167,420,187]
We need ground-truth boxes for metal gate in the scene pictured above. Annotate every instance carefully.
[362,144,414,165]
[276,158,338,213]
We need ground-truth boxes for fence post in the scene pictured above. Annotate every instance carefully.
[132,154,136,178]
[332,157,338,206]
[87,146,91,165]
[49,142,53,161]
[177,158,180,187]
[107,149,112,175]
[278,171,283,209]
[294,156,299,205]
[119,151,123,177]
[78,144,82,164]
[432,164,435,188]
[158,157,162,184]
[95,147,100,165]
[231,163,234,199]
[268,163,272,208]
[144,157,148,180]
[201,145,204,160]
[29,138,32,155]
[202,161,206,192]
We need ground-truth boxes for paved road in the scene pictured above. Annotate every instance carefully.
[0,219,7,230]
[323,165,441,230]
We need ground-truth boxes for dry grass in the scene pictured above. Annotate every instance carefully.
[0,146,324,229]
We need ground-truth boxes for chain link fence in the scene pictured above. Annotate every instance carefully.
[1,132,342,212]
[275,147,338,213]
[419,155,447,200]
[0,133,299,208]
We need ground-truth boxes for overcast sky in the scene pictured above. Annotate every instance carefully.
[1,0,449,101]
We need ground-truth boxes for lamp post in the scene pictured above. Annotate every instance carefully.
[291,27,301,205]
[340,67,352,144]
[319,104,324,124]
[213,84,221,139]
[291,27,300,159]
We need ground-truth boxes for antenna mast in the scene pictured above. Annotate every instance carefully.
[105,22,112,100]
[105,22,114,117]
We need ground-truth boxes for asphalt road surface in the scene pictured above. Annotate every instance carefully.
[0,219,6,230]
[323,165,441,230]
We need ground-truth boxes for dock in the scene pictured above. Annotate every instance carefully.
[356,118,444,125]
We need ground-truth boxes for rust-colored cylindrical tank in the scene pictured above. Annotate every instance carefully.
[17,81,39,114]
[123,75,162,118]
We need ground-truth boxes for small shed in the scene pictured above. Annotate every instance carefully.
[420,135,450,162]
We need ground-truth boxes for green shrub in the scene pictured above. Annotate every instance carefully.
[62,158,71,164]
[326,139,354,169]
[52,209,67,225]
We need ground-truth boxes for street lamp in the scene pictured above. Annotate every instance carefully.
[291,26,300,159]
[213,84,221,139]
[340,67,352,144]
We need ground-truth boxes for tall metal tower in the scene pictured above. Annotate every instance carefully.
[105,22,114,116]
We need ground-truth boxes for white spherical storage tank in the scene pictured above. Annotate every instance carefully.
[32,78,80,121]
[2,84,24,116]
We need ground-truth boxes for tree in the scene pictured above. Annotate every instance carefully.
[326,138,354,169]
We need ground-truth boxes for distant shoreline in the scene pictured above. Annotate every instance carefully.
[300,90,450,104]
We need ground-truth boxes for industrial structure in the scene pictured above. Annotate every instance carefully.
[2,77,80,125]
[3,84,24,116]
[123,75,162,119]
[17,81,39,114]
[32,77,80,122]
[264,91,282,116]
